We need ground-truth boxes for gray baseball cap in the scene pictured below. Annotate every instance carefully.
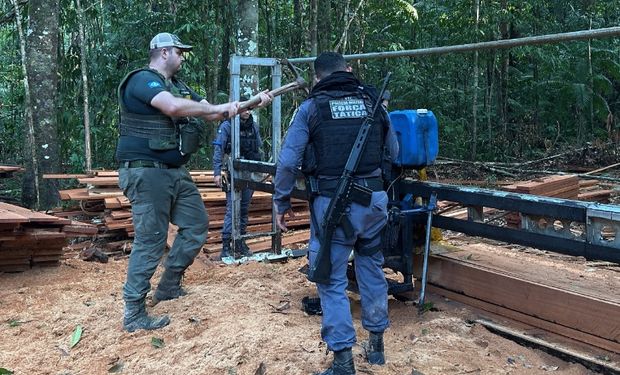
[149,33,193,51]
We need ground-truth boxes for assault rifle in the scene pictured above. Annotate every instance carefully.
[307,72,392,284]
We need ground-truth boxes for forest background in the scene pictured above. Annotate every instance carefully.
[1,0,619,209]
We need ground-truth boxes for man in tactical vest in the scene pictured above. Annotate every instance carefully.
[213,96,263,259]
[274,52,399,375]
[116,32,272,332]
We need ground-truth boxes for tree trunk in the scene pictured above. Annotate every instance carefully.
[237,0,259,98]
[486,58,494,143]
[334,0,364,53]
[260,0,273,57]
[76,0,92,172]
[218,0,233,94]
[498,0,510,143]
[317,0,331,52]
[471,0,480,160]
[588,17,594,139]
[11,0,39,209]
[293,0,303,56]
[309,0,318,57]
[25,0,60,210]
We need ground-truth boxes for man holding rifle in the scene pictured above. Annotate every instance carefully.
[274,52,398,374]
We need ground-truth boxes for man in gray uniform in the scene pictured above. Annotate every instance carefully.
[212,100,262,259]
[116,32,271,332]
[274,52,398,375]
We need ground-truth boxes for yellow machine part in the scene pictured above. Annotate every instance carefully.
[417,168,443,242]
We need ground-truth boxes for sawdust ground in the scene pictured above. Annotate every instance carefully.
[0,243,613,375]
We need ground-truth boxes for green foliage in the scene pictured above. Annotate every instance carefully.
[151,336,165,348]
[1,0,620,168]
[70,324,83,348]
[419,301,434,313]
[6,319,21,327]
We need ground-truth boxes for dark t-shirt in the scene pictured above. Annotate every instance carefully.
[115,70,203,167]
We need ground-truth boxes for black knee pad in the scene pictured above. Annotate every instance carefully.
[355,233,382,256]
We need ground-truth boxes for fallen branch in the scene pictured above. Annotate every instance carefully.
[436,143,605,167]
[583,162,620,175]
[492,166,620,183]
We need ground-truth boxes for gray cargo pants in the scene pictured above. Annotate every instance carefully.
[118,166,208,303]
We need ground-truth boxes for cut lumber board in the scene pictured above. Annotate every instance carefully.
[429,284,620,354]
[578,189,613,202]
[0,165,24,173]
[0,209,29,224]
[59,188,103,201]
[579,179,600,188]
[78,177,119,186]
[63,221,99,235]
[0,203,61,223]
[413,253,620,352]
[511,175,579,194]
[43,174,90,179]
[94,171,119,177]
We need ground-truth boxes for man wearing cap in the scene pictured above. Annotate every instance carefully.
[212,96,263,259]
[116,32,272,332]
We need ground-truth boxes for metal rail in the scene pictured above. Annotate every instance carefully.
[404,181,620,263]
[233,163,619,263]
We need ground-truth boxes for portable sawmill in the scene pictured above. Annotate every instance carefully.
[231,108,620,299]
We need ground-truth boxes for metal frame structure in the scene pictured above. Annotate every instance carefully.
[406,181,620,263]
[227,26,620,259]
[228,56,282,254]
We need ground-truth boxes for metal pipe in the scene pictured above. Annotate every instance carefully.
[417,193,437,313]
[288,26,620,64]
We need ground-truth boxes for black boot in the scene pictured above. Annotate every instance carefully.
[151,268,187,306]
[315,348,356,375]
[235,239,253,258]
[220,239,232,259]
[123,300,170,332]
[366,331,385,365]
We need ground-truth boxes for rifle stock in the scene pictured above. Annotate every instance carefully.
[307,177,353,284]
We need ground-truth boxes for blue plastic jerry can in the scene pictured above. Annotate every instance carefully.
[388,109,438,168]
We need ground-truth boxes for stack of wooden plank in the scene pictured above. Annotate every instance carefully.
[0,202,98,272]
[504,174,580,199]
[0,165,23,178]
[201,196,309,255]
[55,170,311,253]
[577,179,614,202]
[503,175,580,227]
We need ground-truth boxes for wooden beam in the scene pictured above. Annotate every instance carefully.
[414,254,620,353]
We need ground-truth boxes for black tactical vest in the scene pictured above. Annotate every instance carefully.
[117,68,196,145]
[224,118,261,161]
[306,89,385,177]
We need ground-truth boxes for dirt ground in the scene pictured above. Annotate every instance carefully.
[1,236,617,375]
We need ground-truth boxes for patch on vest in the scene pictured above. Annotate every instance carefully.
[329,98,368,119]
